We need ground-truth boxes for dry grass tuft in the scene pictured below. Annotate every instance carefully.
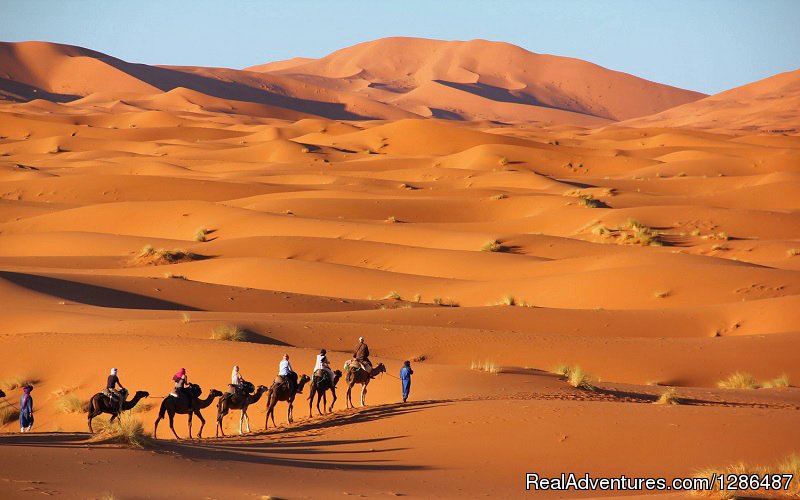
[2,377,36,391]
[480,239,504,252]
[56,395,85,414]
[498,156,509,166]
[131,245,197,266]
[762,374,791,389]
[787,248,800,257]
[194,227,209,242]
[717,371,759,389]
[94,415,150,448]
[385,216,399,223]
[553,364,571,378]
[471,360,502,374]
[0,405,20,426]
[211,324,246,342]
[384,291,401,300]
[567,366,594,390]
[577,195,604,208]
[654,290,670,298]
[499,294,515,306]
[489,193,507,200]
[693,453,800,498]
[655,387,680,405]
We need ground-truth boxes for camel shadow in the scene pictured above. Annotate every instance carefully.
[158,400,447,471]
[0,432,89,448]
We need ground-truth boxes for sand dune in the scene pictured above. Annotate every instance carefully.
[0,37,798,499]
[623,69,800,134]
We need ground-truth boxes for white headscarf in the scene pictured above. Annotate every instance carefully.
[110,368,117,375]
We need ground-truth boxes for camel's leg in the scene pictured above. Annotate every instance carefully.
[239,409,245,435]
[317,392,324,415]
[329,388,337,413]
[346,384,353,409]
[244,408,251,433]
[187,411,194,439]
[168,410,180,440]
[361,383,368,407]
[287,399,293,424]
[195,410,205,438]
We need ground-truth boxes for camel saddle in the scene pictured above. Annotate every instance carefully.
[345,358,372,375]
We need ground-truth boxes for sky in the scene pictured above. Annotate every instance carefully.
[3,0,799,94]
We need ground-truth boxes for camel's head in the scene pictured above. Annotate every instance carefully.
[209,389,224,398]
[134,390,150,399]
[299,374,311,385]
[377,363,387,373]
[256,384,269,393]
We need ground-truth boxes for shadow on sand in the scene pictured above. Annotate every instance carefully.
[0,400,447,472]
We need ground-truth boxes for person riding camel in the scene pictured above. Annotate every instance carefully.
[104,367,127,412]
[230,365,245,395]
[277,354,298,394]
[354,337,372,373]
[171,368,195,405]
[314,349,335,386]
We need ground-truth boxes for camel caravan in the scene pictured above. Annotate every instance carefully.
[81,338,394,439]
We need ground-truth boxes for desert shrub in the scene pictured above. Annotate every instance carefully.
[2,377,35,391]
[654,291,670,298]
[413,293,421,303]
[489,193,507,200]
[385,216,399,223]
[655,387,680,405]
[499,294,515,306]
[132,245,197,266]
[567,366,594,390]
[693,453,800,498]
[717,371,758,389]
[553,364,571,377]
[211,324,246,342]
[56,395,84,414]
[384,291,401,300]
[787,248,800,257]
[498,156,509,166]
[481,239,503,252]
[94,415,149,448]
[0,405,20,426]
[578,195,603,208]
[471,360,501,374]
[761,374,790,388]
[194,227,208,242]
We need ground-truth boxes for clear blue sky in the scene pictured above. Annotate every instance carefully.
[3,0,799,94]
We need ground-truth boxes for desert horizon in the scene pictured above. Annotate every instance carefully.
[1,3,799,498]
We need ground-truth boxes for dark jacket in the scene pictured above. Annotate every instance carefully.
[354,342,370,360]
[107,374,121,391]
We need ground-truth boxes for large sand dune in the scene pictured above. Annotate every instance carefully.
[0,37,798,499]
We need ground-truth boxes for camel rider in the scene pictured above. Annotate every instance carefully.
[314,349,335,386]
[354,337,372,373]
[105,368,127,412]
[230,365,246,396]
[172,368,194,405]
[278,354,298,393]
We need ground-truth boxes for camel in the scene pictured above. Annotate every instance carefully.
[215,384,269,437]
[87,390,150,433]
[308,369,342,416]
[264,374,310,430]
[345,362,386,408]
[153,384,222,439]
